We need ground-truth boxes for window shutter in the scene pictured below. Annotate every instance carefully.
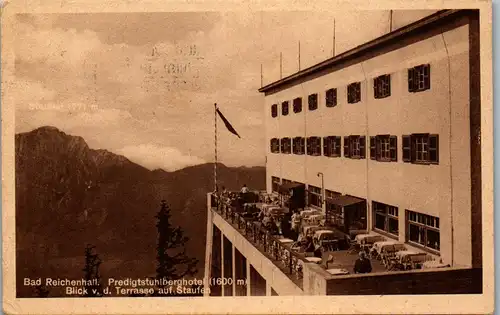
[370,136,376,160]
[410,135,417,162]
[335,137,341,156]
[347,86,351,103]
[344,136,350,157]
[408,68,415,92]
[390,136,397,161]
[270,139,273,152]
[306,137,312,155]
[360,136,366,158]
[429,134,439,163]
[376,137,382,160]
[387,75,391,96]
[402,135,411,162]
[373,79,377,99]
[425,64,431,90]
[323,137,329,156]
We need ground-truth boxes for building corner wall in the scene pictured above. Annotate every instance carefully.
[203,194,214,296]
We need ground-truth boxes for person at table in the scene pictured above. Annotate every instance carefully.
[240,184,249,193]
[353,251,372,274]
[313,242,323,258]
[304,236,315,253]
[291,211,302,231]
[221,186,228,197]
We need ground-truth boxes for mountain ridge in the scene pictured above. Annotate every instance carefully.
[15,126,266,297]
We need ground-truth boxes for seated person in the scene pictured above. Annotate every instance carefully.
[354,251,372,274]
[240,184,249,193]
[313,243,323,258]
[304,236,315,253]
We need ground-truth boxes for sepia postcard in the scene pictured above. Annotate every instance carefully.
[1,0,494,314]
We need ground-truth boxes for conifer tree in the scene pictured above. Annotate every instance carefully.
[155,200,198,294]
[82,244,103,297]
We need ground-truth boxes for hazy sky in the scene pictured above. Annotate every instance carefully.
[13,10,436,171]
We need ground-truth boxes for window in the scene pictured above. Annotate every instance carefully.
[323,136,341,157]
[281,101,289,116]
[347,82,361,104]
[270,138,279,153]
[325,88,337,107]
[292,137,305,155]
[406,210,440,251]
[326,190,343,227]
[374,74,391,99]
[280,137,291,154]
[370,135,397,162]
[402,134,439,164]
[344,135,366,159]
[271,176,281,193]
[373,201,399,236]
[271,104,278,117]
[308,185,322,208]
[306,136,321,156]
[308,93,318,111]
[293,97,302,113]
[408,64,431,92]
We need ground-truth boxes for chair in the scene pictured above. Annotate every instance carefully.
[347,241,360,254]
[322,240,339,252]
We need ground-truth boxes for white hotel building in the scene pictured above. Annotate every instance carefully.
[260,9,481,269]
[204,9,481,296]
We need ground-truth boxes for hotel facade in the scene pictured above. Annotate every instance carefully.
[204,9,481,296]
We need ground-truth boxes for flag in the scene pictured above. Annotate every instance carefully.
[216,108,241,138]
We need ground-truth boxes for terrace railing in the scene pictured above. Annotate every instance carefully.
[212,194,306,287]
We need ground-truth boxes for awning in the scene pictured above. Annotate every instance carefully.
[326,195,365,207]
[278,182,305,193]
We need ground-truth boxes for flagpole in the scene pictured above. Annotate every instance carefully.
[214,103,218,193]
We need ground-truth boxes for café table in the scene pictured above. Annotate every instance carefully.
[372,240,405,254]
[355,234,385,245]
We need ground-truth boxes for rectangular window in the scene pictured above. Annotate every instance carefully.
[281,101,289,116]
[408,64,431,92]
[306,136,321,156]
[347,82,361,104]
[406,210,440,252]
[308,93,318,111]
[308,185,322,208]
[370,135,397,162]
[325,88,337,107]
[372,201,399,237]
[402,134,439,164]
[271,176,281,193]
[323,136,341,157]
[280,137,291,154]
[292,137,305,155]
[293,97,302,113]
[345,135,365,159]
[270,138,279,153]
[374,74,391,99]
[271,104,278,118]
[326,191,343,228]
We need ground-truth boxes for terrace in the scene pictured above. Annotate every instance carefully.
[208,191,482,295]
